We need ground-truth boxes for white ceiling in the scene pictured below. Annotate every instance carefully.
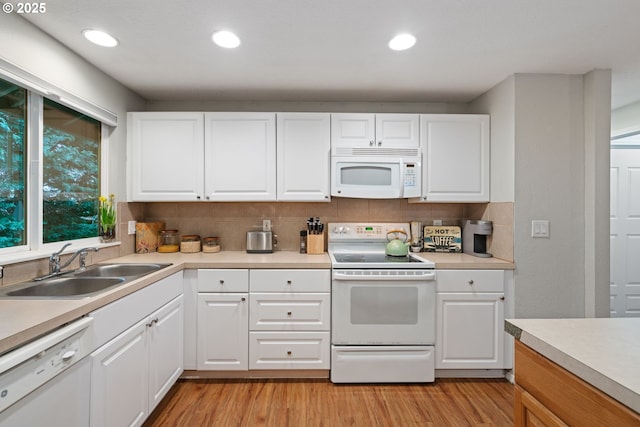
[19,0,640,109]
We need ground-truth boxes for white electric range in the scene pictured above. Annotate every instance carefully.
[328,222,436,383]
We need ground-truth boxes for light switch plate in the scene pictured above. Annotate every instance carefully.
[531,220,549,238]
[263,219,271,232]
[128,221,137,235]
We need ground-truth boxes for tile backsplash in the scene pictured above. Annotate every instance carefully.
[126,199,514,260]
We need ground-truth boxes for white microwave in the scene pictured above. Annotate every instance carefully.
[331,155,421,199]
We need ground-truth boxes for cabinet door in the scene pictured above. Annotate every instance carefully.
[204,112,276,201]
[375,114,420,148]
[331,113,375,149]
[436,292,504,369]
[128,112,205,201]
[420,114,490,202]
[90,319,149,427]
[277,113,331,201]
[197,293,249,370]
[148,295,184,412]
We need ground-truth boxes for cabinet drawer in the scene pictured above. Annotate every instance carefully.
[250,293,330,330]
[250,269,330,292]
[249,331,330,369]
[436,270,504,292]
[198,269,249,292]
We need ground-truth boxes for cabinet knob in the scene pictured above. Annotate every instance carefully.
[369,140,374,146]
[241,297,246,302]
[287,280,292,285]
[468,279,474,285]
[196,196,201,200]
[287,311,292,316]
[500,296,505,301]
[377,141,382,146]
[206,196,210,200]
[220,279,224,284]
[287,350,292,356]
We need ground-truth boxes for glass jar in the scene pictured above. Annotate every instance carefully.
[158,230,180,253]
[202,236,220,253]
[180,235,201,253]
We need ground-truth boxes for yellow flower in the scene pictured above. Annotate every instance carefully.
[99,196,107,203]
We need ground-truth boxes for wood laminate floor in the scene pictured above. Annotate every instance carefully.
[144,378,514,427]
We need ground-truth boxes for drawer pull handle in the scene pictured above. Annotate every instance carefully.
[468,280,474,285]
[287,311,292,316]
[287,350,292,356]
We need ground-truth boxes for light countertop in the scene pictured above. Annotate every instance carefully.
[415,252,515,269]
[506,318,640,414]
[0,250,512,355]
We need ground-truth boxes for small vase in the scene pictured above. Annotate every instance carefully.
[100,224,116,243]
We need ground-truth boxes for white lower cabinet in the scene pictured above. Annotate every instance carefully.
[197,293,248,370]
[436,270,506,371]
[196,269,249,371]
[195,268,331,373]
[89,273,184,427]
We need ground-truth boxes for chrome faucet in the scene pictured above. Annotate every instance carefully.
[47,244,99,275]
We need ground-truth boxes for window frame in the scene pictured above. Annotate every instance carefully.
[0,81,112,259]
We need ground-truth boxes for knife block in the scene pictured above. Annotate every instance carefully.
[306,233,325,254]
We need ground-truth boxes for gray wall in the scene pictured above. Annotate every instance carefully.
[472,72,611,318]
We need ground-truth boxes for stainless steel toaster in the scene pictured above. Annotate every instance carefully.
[246,231,273,253]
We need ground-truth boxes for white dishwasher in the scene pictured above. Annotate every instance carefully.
[0,317,94,426]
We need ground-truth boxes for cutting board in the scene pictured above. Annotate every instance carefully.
[423,226,462,253]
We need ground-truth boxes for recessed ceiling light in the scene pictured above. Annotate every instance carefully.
[388,33,416,51]
[212,30,241,49]
[82,29,118,47]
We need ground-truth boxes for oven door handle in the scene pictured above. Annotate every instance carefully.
[333,271,436,281]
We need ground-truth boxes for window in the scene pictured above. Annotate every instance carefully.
[0,76,105,252]
[43,99,100,243]
[0,80,27,249]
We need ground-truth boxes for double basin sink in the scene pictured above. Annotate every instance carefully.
[0,263,172,299]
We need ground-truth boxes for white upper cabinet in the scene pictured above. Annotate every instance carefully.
[277,113,331,201]
[204,112,276,201]
[331,113,419,150]
[418,114,490,202]
[127,112,205,201]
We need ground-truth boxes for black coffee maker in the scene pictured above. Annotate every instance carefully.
[462,220,493,258]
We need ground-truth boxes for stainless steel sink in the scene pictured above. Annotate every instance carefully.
[1,277,126,298]
[0,263,172,299]
[74,263,171,278]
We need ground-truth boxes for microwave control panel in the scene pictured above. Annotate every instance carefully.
[402,163,420,197]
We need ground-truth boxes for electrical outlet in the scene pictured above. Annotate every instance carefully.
[128,221,137,235]
[263,219,271,232]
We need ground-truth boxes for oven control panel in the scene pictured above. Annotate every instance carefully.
[328,223,410,241]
